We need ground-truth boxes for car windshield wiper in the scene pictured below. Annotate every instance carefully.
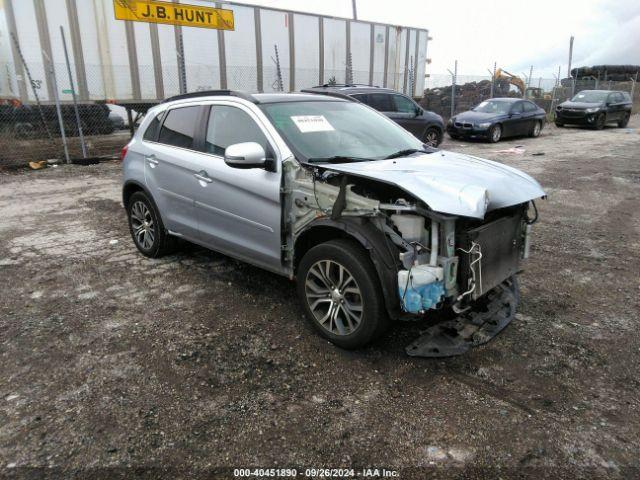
[384,148,431,159]
[306,155,372,164]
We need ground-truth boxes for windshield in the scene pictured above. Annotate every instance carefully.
[472,100,513,114]
[259,100,423,162]
[570,91,608,103]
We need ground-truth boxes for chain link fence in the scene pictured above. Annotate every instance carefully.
[0,61,418,169]
[1,60,638,169]
[421,68,639,121]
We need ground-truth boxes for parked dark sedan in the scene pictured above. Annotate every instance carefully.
[446,98,546,143]
[555,90,632,129]
[303,85,445,146]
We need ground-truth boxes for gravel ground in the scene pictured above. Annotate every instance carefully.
[0,118,639,479]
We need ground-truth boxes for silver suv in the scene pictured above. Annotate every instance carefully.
[122,90,545,356]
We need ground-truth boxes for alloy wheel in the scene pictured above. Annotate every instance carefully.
[304,260,363,336]
[424,129,439,147]
[533,122,541,136]
[491,125,502,142]
[130,200,155,250]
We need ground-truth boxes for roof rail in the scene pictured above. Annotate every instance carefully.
[162,90,257,104]
[300,89,358,102]
[310,83,379,88]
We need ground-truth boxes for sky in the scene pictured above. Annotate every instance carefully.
[240,0,640,79]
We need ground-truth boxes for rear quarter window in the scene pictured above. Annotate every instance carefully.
[142,112,163,142]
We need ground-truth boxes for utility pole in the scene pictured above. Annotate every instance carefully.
[567,36,574,79]
[61,25,87,159]
[352,0,357,20]
[447,60,457,118]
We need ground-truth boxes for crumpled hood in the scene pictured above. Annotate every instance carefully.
[321,150,546,219]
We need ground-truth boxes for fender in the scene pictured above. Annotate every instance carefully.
[295,217,403,320]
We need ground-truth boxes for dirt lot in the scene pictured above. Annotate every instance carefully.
[1,118,639,479]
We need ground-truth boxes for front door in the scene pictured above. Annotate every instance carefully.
[190,103,282,272]
[143,105,202,239]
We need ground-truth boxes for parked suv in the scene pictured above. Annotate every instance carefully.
[303,84,445,147]
[555,90,632,129]
[122,90,544,355]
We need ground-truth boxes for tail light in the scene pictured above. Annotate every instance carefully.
[119,144,129,161]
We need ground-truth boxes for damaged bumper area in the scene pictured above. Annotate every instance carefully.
[282,150,543,356]
[406,276,519,357]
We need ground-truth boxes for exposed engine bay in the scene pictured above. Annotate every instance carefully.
[281,152,543,356]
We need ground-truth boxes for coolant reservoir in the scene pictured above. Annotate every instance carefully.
[391,214,425,243]
[398,265,445,314]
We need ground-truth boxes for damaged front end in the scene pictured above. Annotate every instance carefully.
[282,153,543,357]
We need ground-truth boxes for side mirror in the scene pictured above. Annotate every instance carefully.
[224,142,267,169]
[415,107,423,117]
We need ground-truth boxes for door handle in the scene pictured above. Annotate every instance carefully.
[194,171,213,184]
[146,155,159,166]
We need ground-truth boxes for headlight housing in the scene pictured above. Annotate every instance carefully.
[585,107,600,113]
[477,122,491,129]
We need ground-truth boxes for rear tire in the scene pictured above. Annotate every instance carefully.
[555,121,564,127]
[529,120,542,137]
[423,127,442,147]
[618,112,630,128]
[296,239,388,349]
[127,191,177,258]
[488,124,502,143]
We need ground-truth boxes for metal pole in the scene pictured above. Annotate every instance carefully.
[447,60,457,118]
[567,36,574,79]
[351,0,357,20]
[47,60,70,164]
[60,26,86,159]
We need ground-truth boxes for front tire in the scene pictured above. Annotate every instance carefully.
[594,113,606,130]
[555,121,564,127]
[296,239,388,349]
[127,191,176,258]
[618,112,630,128]
[488,124,502,143]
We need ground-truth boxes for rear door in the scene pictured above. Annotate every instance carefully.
[608,92,625,121]
[189,103,282,272]
[143,105,202,239]
[388,94,424,136]
[505,101,527,137]
[522,101,539,133]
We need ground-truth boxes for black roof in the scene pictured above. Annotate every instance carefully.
[304,84,397,95]
[163,90,348,105]
[486,97,525,103]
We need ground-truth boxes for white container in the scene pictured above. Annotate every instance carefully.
[398,264,443,289]
[391,214,425,243]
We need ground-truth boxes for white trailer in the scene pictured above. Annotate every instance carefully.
[0,0,429,105]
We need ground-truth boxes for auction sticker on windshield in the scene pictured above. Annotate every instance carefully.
[291,115,335,133]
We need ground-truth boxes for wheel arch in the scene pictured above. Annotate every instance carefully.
[294,217,402,319]
[122,180,170,230]
[122,179,150,209]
